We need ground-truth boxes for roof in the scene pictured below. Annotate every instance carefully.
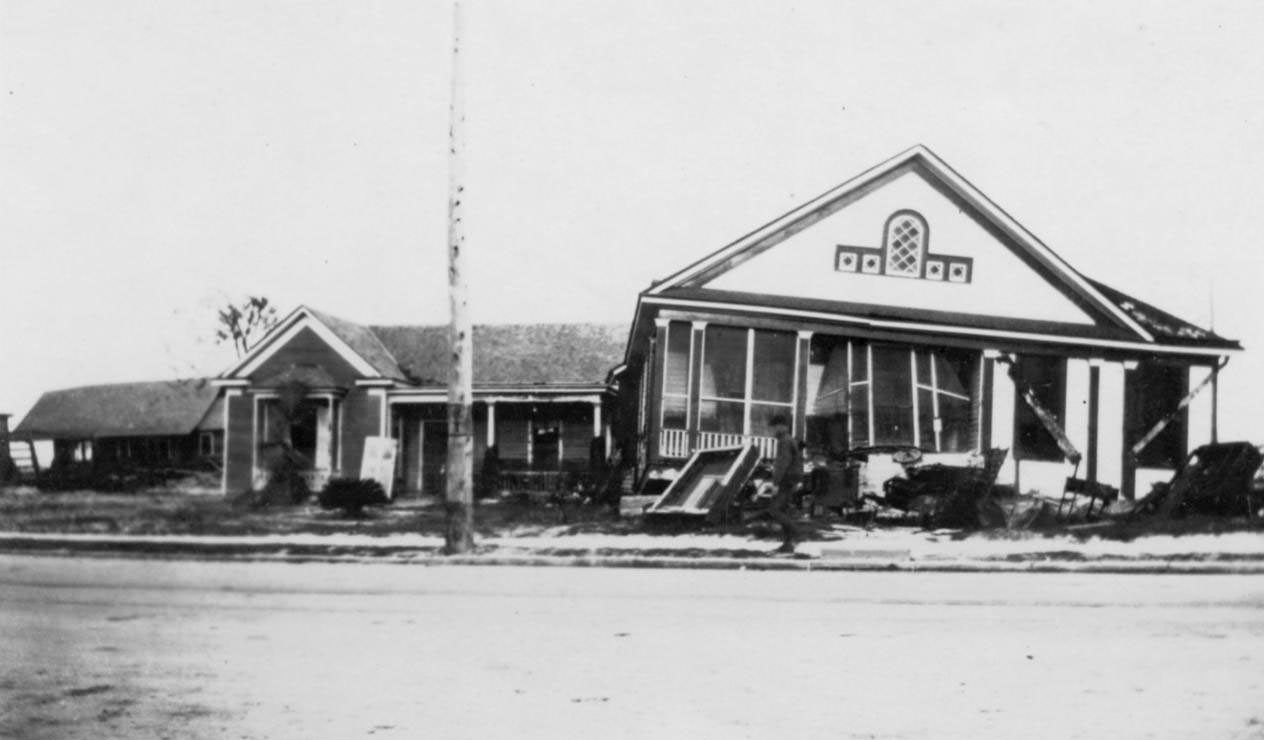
[14,379,221,440]
[635,144,1240,356]
[225,306,625,388]
[647,144,1153,341]
[306,307,407,380]
[1086,279,1240,350]
[371,323,627,387]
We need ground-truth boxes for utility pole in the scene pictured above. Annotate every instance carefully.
[444,0,474,554]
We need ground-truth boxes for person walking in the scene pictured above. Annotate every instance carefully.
[767,414,803,554]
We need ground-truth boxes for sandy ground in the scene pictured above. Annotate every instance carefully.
[1,555,1262,739]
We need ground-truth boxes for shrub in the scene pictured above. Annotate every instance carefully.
[319,478,388,517]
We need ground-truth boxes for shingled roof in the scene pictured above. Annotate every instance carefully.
[370,323,627,387]
[1086,279,1241,350]
[14,379,221,440]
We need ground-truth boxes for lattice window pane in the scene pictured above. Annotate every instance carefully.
[885,215,925,277]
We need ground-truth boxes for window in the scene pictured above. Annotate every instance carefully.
[698,326,795,436]
[1131,362,1187,468]
[807,337,978,452]
[884,211,927,278]
[1013,355,1066,461]
[661,321,692,430]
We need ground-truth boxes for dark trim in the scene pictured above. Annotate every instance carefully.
[1121,365,1137,501]
[1087,365,1100,483]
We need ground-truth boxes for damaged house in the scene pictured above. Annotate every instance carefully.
[213,307,625,496]
[615,145,1241,501]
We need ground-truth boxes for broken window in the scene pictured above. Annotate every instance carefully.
[1013,355,1066,461]
[1131,361,1187,468]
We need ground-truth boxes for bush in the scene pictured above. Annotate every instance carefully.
[319,478,388,517]
[256,445,311,507]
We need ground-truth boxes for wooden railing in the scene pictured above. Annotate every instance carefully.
[658,428,690,459]
[657,430,778,460]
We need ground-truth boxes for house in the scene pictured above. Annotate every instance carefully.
[615,145,1241,501]
[12,379,224,470]
[213,307,625,496]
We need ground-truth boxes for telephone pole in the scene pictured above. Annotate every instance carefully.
[444,0,474,554]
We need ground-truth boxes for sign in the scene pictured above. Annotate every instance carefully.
[360,436,399,499]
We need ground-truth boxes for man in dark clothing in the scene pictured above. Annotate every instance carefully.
[767,415,803,553]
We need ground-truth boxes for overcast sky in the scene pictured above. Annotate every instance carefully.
[2,1,1262,439]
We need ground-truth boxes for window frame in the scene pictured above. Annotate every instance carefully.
[1012,354,1068,462]
[697,326,797,437]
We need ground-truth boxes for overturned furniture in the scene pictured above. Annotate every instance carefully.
[1139,442,1264,519]
[644,445,761,528]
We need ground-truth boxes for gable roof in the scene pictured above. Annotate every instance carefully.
[647,144,1154,342]
[372,323,627,387]
[14,379,221,440]
[221,305,626,388]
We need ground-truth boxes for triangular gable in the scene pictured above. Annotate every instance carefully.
[650,145,1153,341]
[221,306,390,380]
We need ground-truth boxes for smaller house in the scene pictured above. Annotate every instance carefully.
[214,306,626,496]
[13,379,224,470]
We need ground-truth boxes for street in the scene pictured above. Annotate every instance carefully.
[1,555,1262,739]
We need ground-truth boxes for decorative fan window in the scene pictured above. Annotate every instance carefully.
[884,212,926,278]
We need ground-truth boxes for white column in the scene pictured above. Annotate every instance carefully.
[1064,359,1091,465]
[486,401,497,448]
[1095,360,1126,490]
[1187,365,1214,451]
[988,354,1016,486]
[592,401,602,438]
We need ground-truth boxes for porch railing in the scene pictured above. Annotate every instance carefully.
[657,430,778,460]
[658,429,690,459]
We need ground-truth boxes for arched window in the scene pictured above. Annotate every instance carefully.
[883,211,927,278]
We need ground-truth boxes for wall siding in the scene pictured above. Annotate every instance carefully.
[224,393,254,493]
[339,388,382,477]
[248,327,363,386]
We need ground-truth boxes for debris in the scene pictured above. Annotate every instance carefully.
[1136,443,1263,519]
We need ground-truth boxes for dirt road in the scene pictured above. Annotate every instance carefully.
[1,555,1262,739]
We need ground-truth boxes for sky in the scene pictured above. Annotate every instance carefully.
[2,1,1263,440]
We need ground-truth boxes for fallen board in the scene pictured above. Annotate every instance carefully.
[645,445,761,524]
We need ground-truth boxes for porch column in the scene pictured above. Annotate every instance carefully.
[592,400,602,438]
[647,318,669,462]
[1095,360,1125,492]
[1187,364,1215,451]
[794,330,812,441]
[686,321,706,451]
[985,350,1017,487]
[486,401,496,448]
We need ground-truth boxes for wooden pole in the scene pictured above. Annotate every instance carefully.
[443,0,474,554]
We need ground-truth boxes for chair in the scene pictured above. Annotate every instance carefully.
[1058,477,1119,519]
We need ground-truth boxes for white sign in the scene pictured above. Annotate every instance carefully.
[360,436,399,499]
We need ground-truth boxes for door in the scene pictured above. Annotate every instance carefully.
[421,420,449,496]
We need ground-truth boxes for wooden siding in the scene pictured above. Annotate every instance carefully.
[339,388,382,476]
[248,327,363,386]
[224,393,254,492]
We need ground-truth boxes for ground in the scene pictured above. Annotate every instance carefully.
[2,556,1262,739]
[2,484,1261,544]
